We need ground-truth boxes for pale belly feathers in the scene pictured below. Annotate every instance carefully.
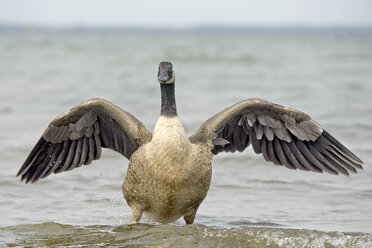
[123,116,213,223]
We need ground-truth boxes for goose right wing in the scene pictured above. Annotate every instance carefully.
[190,98,363,176]
[17,98,152,183]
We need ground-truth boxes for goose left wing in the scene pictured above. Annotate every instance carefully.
[189,98,363,175]
[17,98,152,183]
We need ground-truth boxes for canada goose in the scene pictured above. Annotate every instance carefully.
[17,61,364,224]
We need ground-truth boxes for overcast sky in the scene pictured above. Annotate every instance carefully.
[0,0,372,28]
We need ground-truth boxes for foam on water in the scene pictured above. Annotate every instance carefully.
[2,222,371,248]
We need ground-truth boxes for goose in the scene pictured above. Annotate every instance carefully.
[17,61,364,224]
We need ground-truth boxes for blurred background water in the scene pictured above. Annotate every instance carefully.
[0,28,372,247]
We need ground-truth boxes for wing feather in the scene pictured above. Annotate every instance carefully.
[281,140,304,170]
[68,138,83,170]
[264,126,274,141]
[312,142,357,174]
[18,98,152,183]
[249,127,261,154]
[254,122,264,140]
[260,137,271,162]
[93,123,102,160]
[273,137,295,169]
[295,140,338,175]
[322,130,363,164]
[308,144,349,175]
[24,149,48,183]
[79,137,89,167]
[326,149,357,173]
[85,137,95,165]
[32,143,63,181]
[267,138,281,165]
[190,98,363,176]
[56,140,77,173]
[43,141,71,178]
[17,138,46,177]
[288,141,321,173]
[327,145,363,169]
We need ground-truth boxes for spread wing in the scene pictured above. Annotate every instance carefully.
[17,98,152,183]
[189,98,363,175]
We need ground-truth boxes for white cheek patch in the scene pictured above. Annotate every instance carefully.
[164,72,175,84]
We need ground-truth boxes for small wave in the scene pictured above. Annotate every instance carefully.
[355,122,372,130]
[249,179,292,185]
[228,220,284,227]
[2,222,371,248]
[0,106,12,113]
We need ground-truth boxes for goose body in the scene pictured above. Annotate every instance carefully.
[124,115,213,223]
[17,61,364,224]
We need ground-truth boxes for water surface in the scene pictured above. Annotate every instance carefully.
[0,28,371,247]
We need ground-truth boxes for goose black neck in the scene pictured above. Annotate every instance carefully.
[160,83,177,116]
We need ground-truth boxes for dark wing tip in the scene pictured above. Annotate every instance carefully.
[322,130,364,165]
[17,137,47,179]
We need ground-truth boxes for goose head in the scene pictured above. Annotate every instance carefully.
[158,61,175,84]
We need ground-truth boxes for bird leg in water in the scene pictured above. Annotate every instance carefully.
[183,214,196,224]
[183,206,199,224]
[131,204,144,224]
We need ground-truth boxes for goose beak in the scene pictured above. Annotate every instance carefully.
[157,61,175,84]
[158,70,171,83]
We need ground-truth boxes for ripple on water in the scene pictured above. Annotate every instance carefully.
[228,220,285,227]
[2,222,372,248]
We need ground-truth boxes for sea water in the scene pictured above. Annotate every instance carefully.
[0,28,371,247]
